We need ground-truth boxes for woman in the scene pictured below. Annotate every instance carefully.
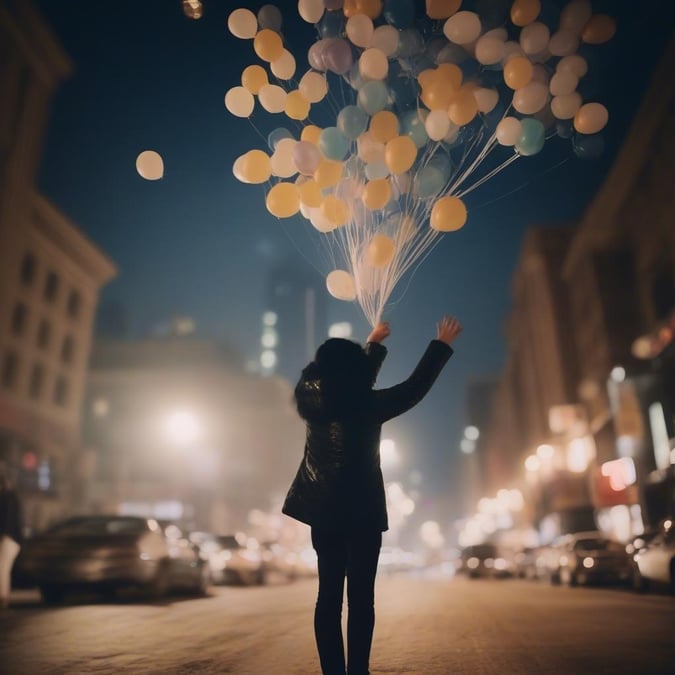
[282,316,462,675]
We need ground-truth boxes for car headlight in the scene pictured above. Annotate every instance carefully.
[583,556,594,569]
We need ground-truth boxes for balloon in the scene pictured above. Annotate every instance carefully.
[425,0,461,20]
[337,105,369,140]
[298,0,325,23]
[308,40,330,71]
[503,56,533,89]
[321,195,351,226]
[574,102,608,134]
[326,269,356,301]
[270,138,298,177]
[293,141,321,175]
[425,109,451,141]
[520,22,550,55]
[346,14,374,48]
[385,136,417,174]
[515,117,545,156]
[582,14,616,44]
[430,195,466,231]
[510,0,540,26]
[323,38,353,74]
[241,65,268,94]
[358,132,386,164]
[495,117,522,146]
[548,30,579,57]
[475,36,505,65]
[311,207,337,232]
[512,81,549,114]
[225,86,254,117]
[473,88,499,113]
[359,48,389,80]
[549,71,578,96]
[383,0,415,28]
[136,150,164,180]
[551,92,582,119]
[253,29,284,62]
[319,10,346,38]
[448,87,478,126]
[301,125,323,145]
[371,25,400,56]
[314,159,344,188]
[370,111,399,143]
[365,233,396,267]
[560,0,592,34]
[271,50,296,80]
[400,110,429,149]
[555,119,574,139]
[358,80,389,114]
[319,127,349,160]
[228,8,257,39]
[443,11,481,44]
[266,182,300,217]
[285,90,310,120]
[572,132,604,159]
[257,4,282,31]
[298,177,323,207]
[233,150,271,183]
[362,178,392,210]
[268,127,293,151]
[258,84,288,113]
[414,160,449,198]
[397,29,424,58]
[299,71,328,103]
[557,54,588,78]
[364,161,389,180]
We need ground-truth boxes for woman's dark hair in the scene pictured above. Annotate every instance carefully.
[309,338,374,417]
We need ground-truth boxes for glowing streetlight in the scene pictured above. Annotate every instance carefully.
[164,410,202,446]
[464,425,480,440]
[524,455,540,472]
[536,444,555,460]
[380,438,399,469]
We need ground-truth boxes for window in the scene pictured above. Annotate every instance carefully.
[44,271,59,303]
[10,303,27,336]
[54,376,68,407]
[29,363,45,400]
[60,335,74,364]
[1,352,19,390]
[37,319,51,349]
[67,290,82,319]
[20,252,37,286]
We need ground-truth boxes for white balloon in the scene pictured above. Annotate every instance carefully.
[557,54,588,78]
[548,30,579,57]
[258,84,288,113]
[346,14,374,48]
[495,117,522,146]
[299,70,328,103]
[559,0,593,35]
[371,25,399,57]
[271,50,296,80]
[326,270,356,301]
[549,70,578,96]
[425,110,451,141]
[224,86,254,117]
[512,81,549,114]
[473,87,499,113]
[136,150,164,180]
[443,11,482,44]
[310,207,337,233]
[502,40,523,63]
[270,138,298,178]
[298,0,325,24]
[520,22,550,55]
[227,8,257,39]
[359,48,389,81]
[551,92,582,119]
[475,36,505,65]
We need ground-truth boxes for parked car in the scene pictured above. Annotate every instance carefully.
[18,515,209,604]
[215,534,267,585]
[551,531,632,587]
[459,543,514,578]
[513,546,539,580]
[632,518,675,592]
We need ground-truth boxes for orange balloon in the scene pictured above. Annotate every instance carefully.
[241,65,268,94]
[581,14,616,45]
[430,196,467,232]
[359,0,383,20]
[266,182,300,218]
[425,0,461,20]
[510,0,541,27]
[448,87,478,126]
[384,136,418,174]
[285,90,310,120]
[298,178,322,207]
[365,233,395,267]
[417,68,437,89]
[343,0,359,17]
[314,160,344,188]
[321,195,350,226]
[422,78,456,110]
[254,29,284,62]
[301,125,323,145]
[436,63,463,90]
[503,56,534,89]
[369,111,399,143]
[362,179,392,210]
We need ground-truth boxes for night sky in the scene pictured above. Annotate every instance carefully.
[32,0,675,506]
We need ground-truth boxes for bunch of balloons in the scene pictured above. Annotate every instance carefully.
[225,0,615,325]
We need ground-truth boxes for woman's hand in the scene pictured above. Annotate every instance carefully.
[437,316,462,345]
[367,321,391,344]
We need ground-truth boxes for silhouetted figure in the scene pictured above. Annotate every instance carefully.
[283,316,462,675]
[0,463,23,609]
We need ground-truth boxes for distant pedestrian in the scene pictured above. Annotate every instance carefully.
[283,315,462,675]
[0,462,23,609]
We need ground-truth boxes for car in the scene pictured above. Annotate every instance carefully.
[632,518,675,592]
[459,543,513,579]
[552,531,632,587]
[18,515,210,604]
[215,533,267,585]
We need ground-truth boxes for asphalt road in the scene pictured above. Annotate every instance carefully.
[1,572,673,674]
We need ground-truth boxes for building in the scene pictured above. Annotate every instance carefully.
[82,337,305,534]
[0,1,116,530]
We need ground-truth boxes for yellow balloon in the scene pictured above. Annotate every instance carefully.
[234,149,271,184]
[301,125,323,145]
[510,0,541,27]
[298,178,322,207]
[421,78,455,110]
[241,65,268,94]
[574,102,609,134]
[253,29,284,63]
[266,182,300,218]
[321,195,350,226]
[417,68,437,89]
[362,178,392,210]
[365,233,395,267]
[425,0,462,20]
[581,14,616,45]
[344,0,382,20]
[384,136,417,174]
[430,196,467,232]
[436,63,463,90]
[448,87,478,126]
[285,90,310,120]
[369,111,399,143]
[503,56,533,89]
[314,159,344,188]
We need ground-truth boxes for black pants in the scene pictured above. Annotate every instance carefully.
[311,527,382,675]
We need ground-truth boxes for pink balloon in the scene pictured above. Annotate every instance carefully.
[308,40,330,71]
[323,38,353,75]
[293,141,321,175]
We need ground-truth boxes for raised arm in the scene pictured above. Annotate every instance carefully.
[365,321,390,382]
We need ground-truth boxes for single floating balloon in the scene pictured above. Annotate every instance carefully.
[430,196,467,232]
[136,150,164,180]
[228,8,257,39]
[225,86,254,117]
[326,269,356,301]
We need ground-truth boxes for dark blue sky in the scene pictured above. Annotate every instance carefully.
[34,0,674,502]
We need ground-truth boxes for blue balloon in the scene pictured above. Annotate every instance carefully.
[257,4,282,32]
[318,10,345,38]
[345,62,365,90]
[400,110,429,149]
[436,43,468,65]
[556,120,574,139]
[414,153,453,198]
[398,29,424,58]
[572,133,605,159]
[267,127,293,151]
[383,0,415,29]
[337,105,368,140]
[516,118,546,156]
[357,80,389,115]
[319,127,350,161]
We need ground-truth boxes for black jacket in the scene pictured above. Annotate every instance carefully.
[0,488,23,545]
[282,339,453,532]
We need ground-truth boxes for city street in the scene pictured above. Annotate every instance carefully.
[1,573,673,674]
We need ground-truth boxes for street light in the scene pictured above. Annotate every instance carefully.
[164,410,202,446]
[380,438,399,470]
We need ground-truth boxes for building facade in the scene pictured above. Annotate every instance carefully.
[0,1,116,530]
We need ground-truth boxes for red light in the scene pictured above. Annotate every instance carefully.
[22,451,38,470]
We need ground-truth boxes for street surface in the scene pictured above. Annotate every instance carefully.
[1,573,673,674]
